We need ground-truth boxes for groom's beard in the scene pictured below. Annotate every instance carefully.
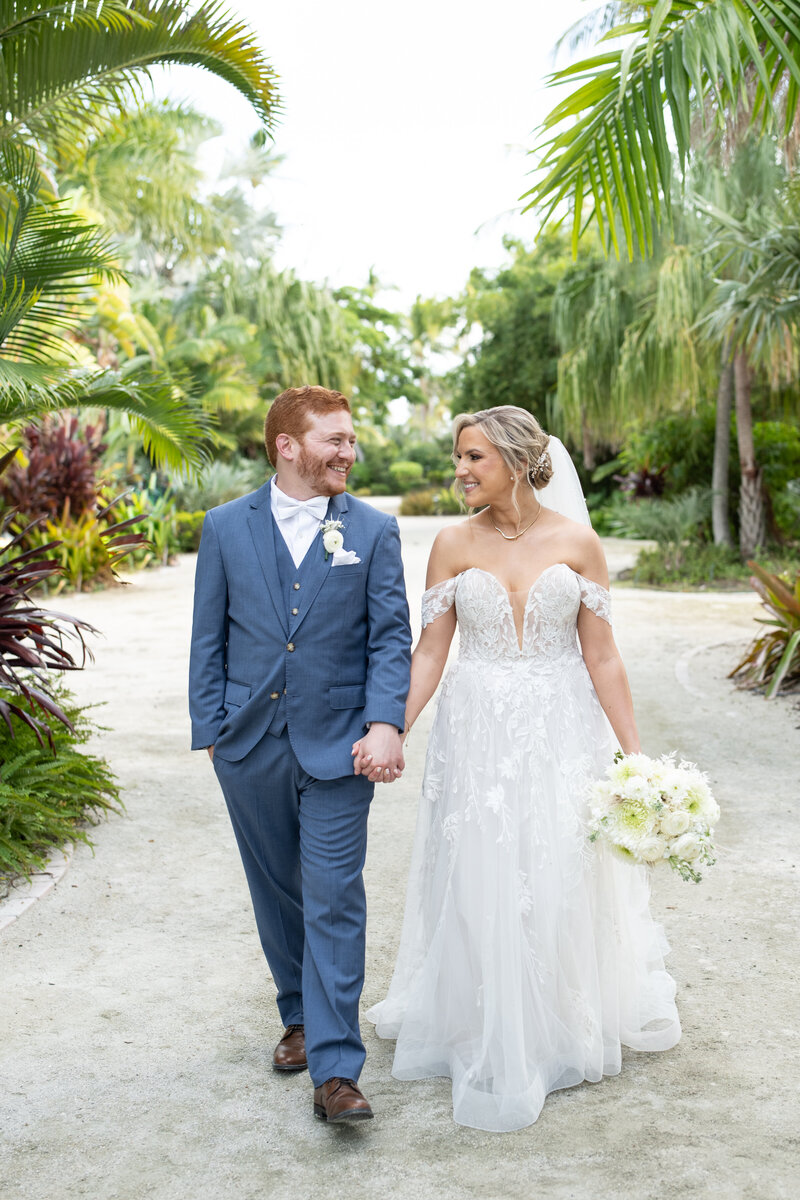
[296,447,351,496]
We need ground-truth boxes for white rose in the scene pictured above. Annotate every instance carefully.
[637,837,665,864]
[660,809,691,837]
[670,832,702,861]
[323,529,344,554]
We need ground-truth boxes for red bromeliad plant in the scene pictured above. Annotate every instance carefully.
[0,416,149,592]
[0,486,93,743]
[0,416,106,521]
[730,563,800,699]
[0,445,148,744]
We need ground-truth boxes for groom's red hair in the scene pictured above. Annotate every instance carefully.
[264,385,351,468]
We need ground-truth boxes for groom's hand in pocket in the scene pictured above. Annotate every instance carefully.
[352,723,404,783]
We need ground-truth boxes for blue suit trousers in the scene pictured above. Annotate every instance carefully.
[213,727,374,1085]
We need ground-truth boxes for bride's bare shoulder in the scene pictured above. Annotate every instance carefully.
[428,516,483,579]
[543,512,606,578]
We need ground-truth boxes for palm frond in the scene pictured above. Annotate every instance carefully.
[0,0,280,151]
[697,182,800,379]
[0,142,123,360]
[0,363,212,473]
[526,1,800,258]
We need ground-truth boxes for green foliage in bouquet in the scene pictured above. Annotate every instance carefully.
[0,689,122,885]
[730,563,800,698]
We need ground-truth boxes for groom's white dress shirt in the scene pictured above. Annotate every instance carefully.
[270,479,329,568]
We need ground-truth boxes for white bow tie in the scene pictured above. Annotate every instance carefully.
[272,489,328,522]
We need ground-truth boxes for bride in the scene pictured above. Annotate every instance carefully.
[358,405,680,1132]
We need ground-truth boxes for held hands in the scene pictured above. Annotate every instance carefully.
[352,722,405,783]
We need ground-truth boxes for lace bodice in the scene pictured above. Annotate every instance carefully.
[421,564,611,662]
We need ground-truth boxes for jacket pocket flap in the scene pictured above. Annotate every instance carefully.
[328,684,366,710]
[224,679,251,707]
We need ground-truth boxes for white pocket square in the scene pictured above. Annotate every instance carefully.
[332,549,361,566]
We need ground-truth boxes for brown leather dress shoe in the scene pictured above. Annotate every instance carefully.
[272,1024,307,1072]
[313,1077,374,1123]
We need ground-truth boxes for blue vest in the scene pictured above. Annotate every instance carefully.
[267,513,326,737]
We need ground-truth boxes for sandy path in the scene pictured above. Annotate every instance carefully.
[1,518,797,1200]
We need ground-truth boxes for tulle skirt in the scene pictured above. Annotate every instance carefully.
[368,656,681,1131]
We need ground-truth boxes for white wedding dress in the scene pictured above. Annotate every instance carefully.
[368,564,681,1131]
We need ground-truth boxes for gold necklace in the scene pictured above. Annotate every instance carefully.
[490,503,542,541]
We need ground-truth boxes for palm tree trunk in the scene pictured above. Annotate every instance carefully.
[580,409,596,470]
[712,357,734,547]
[734,350,766,558]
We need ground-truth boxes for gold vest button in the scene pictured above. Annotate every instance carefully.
[293,582,301,590]
[291,607,299,615]
[287,643,295,651]
[270,691,279,700]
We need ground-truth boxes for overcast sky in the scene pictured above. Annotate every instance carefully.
[157,0,587,307]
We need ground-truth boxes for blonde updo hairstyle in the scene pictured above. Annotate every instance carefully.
[452,406,554,512]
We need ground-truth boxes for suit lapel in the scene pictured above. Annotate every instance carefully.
[291,492,350,636]
[247,483,289,636]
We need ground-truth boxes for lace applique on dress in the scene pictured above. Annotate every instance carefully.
[421,576,458,628]
[368,560,680,1132]
[577,575,612,625]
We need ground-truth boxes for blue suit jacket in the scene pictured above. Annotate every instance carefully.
[189,483,411,779]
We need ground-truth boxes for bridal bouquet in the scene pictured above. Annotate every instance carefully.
[588,752,719,883]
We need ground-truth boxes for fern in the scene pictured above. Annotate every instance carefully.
[0,687,122,889]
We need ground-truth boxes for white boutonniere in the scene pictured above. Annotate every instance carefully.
[320,517,360,564]
[321,518,344,559]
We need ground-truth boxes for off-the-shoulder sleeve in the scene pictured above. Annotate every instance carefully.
[421,577,458,628]
[577,574,612,625]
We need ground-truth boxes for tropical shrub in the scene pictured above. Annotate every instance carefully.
[0,688,122,889]
[169,458,268,511]
[730,564,800,697]
[0,492,94,740]
[400,437,456,484]
[612,461,668,499]
[399,490,437,516]
[389,460,425,493]
[347,442,398,495]
[0,418,150,590]
[15,494,148,594]
[173,510,206,552]
[754,422,800,539]
[111,489,182,568]
[620,489,712,572]
[610,410,721,497]
[632,543,800,589]
[587,493,643,538]
[0,417,107,519]
[399,486,462,517]
[432,486,461,515]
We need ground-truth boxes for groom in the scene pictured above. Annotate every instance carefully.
[189,385,411,1123]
